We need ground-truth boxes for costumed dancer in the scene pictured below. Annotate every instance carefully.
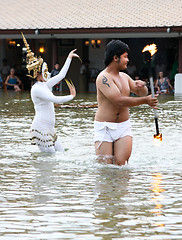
[22,33,79,153]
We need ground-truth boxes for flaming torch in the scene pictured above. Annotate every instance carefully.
[142,44,162,143]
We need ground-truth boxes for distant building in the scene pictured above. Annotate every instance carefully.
[0,0,182,91]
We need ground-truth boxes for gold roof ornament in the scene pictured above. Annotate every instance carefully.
[21,32,43,79]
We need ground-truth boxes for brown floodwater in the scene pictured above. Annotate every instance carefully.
[0,90,182,239]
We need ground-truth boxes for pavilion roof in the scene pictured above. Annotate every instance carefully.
[0,0,181,31]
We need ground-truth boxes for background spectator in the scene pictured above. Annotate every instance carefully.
[5,68,22,91]
[155,71,173,94]
[51,62,61,91]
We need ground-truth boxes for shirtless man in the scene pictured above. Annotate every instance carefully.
[94,40,158,165]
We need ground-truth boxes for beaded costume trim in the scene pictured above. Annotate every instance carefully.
[30,128,57,148]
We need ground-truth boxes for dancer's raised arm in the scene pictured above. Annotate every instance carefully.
[47,49,80,89]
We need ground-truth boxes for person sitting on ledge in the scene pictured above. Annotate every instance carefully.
[155,71,174,94]
[5,68,22,92]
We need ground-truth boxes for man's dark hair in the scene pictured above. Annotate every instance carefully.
[104,40,130,67]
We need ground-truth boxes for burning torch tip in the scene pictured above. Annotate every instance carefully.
[154,133,162,141]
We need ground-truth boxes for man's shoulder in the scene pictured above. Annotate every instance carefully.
[119,71,129,78]
[119,72,131,83]
[97,70,111,81]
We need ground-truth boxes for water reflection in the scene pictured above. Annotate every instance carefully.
[150,173,165,227]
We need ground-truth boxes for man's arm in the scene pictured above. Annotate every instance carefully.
[127,75,148,96]
[97,73,158,109]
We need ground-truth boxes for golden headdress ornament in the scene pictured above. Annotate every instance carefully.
[21,32,43,79]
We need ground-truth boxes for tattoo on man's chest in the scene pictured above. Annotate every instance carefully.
[102,75,110,87]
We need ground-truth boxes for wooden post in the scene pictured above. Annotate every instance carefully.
[178,38,182,73]
[51,39,58,69]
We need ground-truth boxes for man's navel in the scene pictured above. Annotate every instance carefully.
[116,112,120,121]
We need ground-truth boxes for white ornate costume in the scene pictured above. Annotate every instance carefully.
[30,58,73,153]
[22,33,75,153]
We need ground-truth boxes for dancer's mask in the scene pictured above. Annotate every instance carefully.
[42,62,51,81]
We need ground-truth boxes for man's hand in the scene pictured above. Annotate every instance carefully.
[146,94,158,109]
[134,80,148,96]
[135,80,146,88]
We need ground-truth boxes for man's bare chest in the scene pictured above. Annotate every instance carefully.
[113,77,130,95]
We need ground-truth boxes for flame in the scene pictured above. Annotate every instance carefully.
[153,133,162,146]
[142,43,157,56]
[154,133,162,141]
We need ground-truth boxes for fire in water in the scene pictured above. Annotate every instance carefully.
[150,173,165,227]
[142,43,157,56]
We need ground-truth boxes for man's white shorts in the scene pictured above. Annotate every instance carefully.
[94,119,132,147]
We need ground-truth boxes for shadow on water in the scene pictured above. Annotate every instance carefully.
[0,91,182,239]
